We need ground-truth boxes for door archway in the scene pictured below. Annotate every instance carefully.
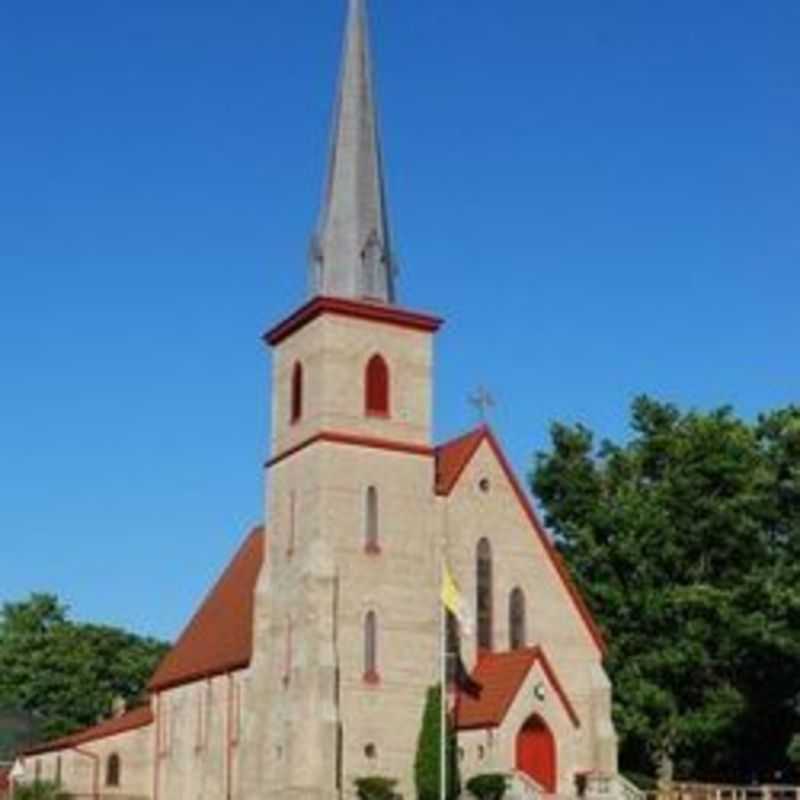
[515,714,556,793]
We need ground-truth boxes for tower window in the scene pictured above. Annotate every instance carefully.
[365,354,390,417]
[476,538,493,652]
[509,586,527,650]
[106,753,121,787]
[290,362,303,424]
[364,610,379,683]
[365,486,380,553]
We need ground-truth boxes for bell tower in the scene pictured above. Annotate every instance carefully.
[243,3,443,799]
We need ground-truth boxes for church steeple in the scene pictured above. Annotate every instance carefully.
[309,0,395,304]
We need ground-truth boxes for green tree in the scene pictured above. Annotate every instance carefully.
[0,708,41,761]
[414,685,459,800]
[531,397,800,781]
[0,594,169,742]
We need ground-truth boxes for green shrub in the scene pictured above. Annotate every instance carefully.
[354,776,402,800]
[14,781,72,800]
[466,773,508,800]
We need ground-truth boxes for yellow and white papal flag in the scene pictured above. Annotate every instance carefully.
[442,564,473,637]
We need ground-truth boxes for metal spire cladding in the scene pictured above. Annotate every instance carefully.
[309,0,396,304]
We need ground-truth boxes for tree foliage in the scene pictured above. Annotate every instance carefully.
[0,594,169,742]
[0,708,41,762]
[414,685,459,800]
[531,397,800,781]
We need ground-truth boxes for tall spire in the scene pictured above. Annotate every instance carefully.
[309,0,396,304]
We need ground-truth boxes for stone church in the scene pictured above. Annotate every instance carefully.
[17,1,618,798]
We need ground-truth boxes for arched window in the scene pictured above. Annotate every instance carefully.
[290,362,303,424]
[476,538,493,651]
[365,486,379,552]
[106,753,121,787]
[445,610,461,686]
[365,354,390,417]
[509,587,527,650]
[364,610,378,682]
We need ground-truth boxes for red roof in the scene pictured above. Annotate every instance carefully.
[435,426,607,656]
[435,426,487,495]
[455,647,580,731]
[149,526,265,692]
[25,705,153,756]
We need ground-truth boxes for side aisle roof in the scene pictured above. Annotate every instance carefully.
[149,526,265,692]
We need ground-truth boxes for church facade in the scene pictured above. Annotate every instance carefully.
[17,2,618,798]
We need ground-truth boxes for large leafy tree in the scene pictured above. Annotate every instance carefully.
[531,397,800,781]
[0,594,169,742]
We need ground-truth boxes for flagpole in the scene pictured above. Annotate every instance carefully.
[440,566,447,800]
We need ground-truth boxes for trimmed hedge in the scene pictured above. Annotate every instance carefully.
[466,773,509,800]
[354,776,402,800]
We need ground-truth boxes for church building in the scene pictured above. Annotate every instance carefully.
[17,1,618,798]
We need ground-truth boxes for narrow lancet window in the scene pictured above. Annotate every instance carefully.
[365,355,390,416]
[291,362,303,424]
[106,754,121,787]
[509,587,527,650]
[365,486,379,552]
[364,610,378,682]
[476,538,493,652]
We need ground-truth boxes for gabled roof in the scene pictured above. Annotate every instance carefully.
[455,647,580,731]
[148,526,265,692]
[24,705,153,756]
[435,426,607,656]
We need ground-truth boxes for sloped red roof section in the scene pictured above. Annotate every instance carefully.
[435,425,607,656]
[24,705,153,756]
[149,526,265,692]
[455,647,580,731]
[435,426,487,495]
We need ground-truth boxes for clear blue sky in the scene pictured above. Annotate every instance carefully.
[1,0,798,641]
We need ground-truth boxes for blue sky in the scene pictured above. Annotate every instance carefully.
[1,0,798,641]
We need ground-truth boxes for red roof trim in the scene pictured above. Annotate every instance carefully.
[267,430,434,469]
[148,659,250,693]
[455,647,580,731]
[24,706,153,756]
[264,296,443,346]
[436,426,607,657]
[535,646,582,729]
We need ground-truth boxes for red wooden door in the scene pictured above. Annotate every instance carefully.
[516,715,556,793]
